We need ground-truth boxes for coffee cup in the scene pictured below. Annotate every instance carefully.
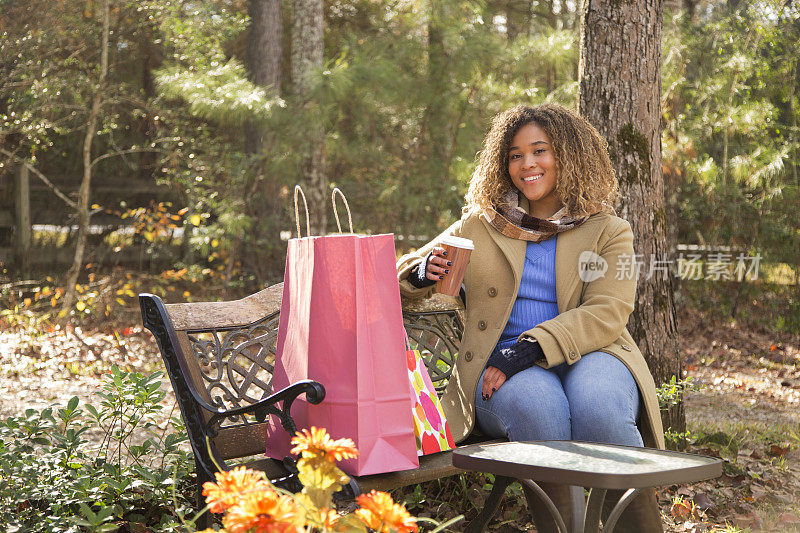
[435,236,474,297]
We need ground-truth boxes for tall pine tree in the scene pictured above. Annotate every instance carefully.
[244,0,284,281]
[292,0,326,234]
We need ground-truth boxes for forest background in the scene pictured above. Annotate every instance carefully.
[1,0,800,531]
[2,0,799,298]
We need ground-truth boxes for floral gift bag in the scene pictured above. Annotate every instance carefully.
[405,336,455,455]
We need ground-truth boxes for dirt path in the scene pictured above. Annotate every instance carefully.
[0,324,174,420]
[672,308,800,531]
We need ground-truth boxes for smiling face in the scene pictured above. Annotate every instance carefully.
[507,122,561,219]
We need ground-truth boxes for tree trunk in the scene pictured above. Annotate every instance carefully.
[683,0,698,21]
[791,58,799,185]
[578,0,684,434]
[62,0,110,316]
[412,0,461,226]
[292,0,326,235]
[14,162,30,273]
[506,0,531,40]
[246,0,282,154]
[139,32,159,181]
[243,0,285,283]
[559,0,574,30]
[426,2,452,203]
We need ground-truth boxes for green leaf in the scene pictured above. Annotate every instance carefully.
[67,396,79,411]
[78,502,97,524]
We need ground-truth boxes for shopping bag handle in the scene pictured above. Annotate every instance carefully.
[331,187,354,234]
[294,185,311,238]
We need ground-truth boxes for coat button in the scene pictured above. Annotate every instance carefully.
[478,320,487,330]
[464,351,473,362]
[569,350,578,360]
[621,344,632,352]
[488,287,498,297]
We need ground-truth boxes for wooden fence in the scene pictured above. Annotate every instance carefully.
[1,162,176,272]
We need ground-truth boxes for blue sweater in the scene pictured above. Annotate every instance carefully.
[494,235,559,353]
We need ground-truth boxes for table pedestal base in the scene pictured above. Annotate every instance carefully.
[464,476,512,533]
[464,477,642,533]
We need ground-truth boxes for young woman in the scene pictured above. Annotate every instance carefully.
[397,104,664,532]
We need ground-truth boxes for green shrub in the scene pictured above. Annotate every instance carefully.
[0,366,195,532]
[657,375,700,410]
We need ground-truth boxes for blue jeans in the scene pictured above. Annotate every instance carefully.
[475,351,644,447]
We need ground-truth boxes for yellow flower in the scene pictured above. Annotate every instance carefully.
[290,427,358,462]
[297,454,350,494]
[321,508,341,529]
[202,466,272,513]
[355,490,418,533]
[223,490,305,533]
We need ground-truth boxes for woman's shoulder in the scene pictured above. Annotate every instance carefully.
[585,211,632,235]
[456,206,483,232]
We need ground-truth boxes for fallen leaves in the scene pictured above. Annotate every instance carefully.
[691,492,713,511]
[778,513,800,526]
[767,443,792,457]
[0,324,162,420]
[733,511,763,530]
[673,306,800,532]
[670,498,696,521]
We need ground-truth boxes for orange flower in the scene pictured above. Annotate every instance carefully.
[223,490,305,533]
[355,490,418,533]
[290,427,358,462]
[202,466,272,513]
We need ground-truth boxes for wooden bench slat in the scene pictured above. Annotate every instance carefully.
[238,457,293,480]
[401,292,465,314]
[355,438,504,492]
[216,423,269,460]
[166,283,284,331]
[356,451,463,492]
[175,331,215,411]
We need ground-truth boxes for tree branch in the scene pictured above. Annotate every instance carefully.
[0,280,40,291]
[0,147,77,209]
[90,147,163,168]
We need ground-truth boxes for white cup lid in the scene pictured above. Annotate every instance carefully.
[440,236,474,250]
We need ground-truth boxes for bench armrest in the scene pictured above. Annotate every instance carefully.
[206,380,326,436]
[166,284,283,331]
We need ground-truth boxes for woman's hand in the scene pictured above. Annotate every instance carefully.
[425,247,452,281]
[482,366,507,400]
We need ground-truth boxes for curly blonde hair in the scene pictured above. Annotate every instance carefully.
[466,104,618,217]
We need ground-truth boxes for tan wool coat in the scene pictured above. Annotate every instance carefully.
[397,202,665,450]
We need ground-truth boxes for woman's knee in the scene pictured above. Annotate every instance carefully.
[569,382,642,445]
[569,390,638,433]
[565,352,643,445]
[477,366,571,441]
[505,398,571,441]
[571,411,643,447]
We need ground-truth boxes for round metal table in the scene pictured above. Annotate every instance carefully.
[452,440,722,533]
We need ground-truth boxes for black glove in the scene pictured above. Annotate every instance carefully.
[486,339,545,380]
[407,252,436,289]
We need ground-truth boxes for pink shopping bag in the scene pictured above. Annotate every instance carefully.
[405,336,455,456]
[265,187,419,476]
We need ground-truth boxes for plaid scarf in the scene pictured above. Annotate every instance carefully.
[485,190,588,242]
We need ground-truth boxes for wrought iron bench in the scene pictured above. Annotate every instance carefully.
[139,284,513,528]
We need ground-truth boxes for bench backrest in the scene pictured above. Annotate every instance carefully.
[141,284,464,465]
